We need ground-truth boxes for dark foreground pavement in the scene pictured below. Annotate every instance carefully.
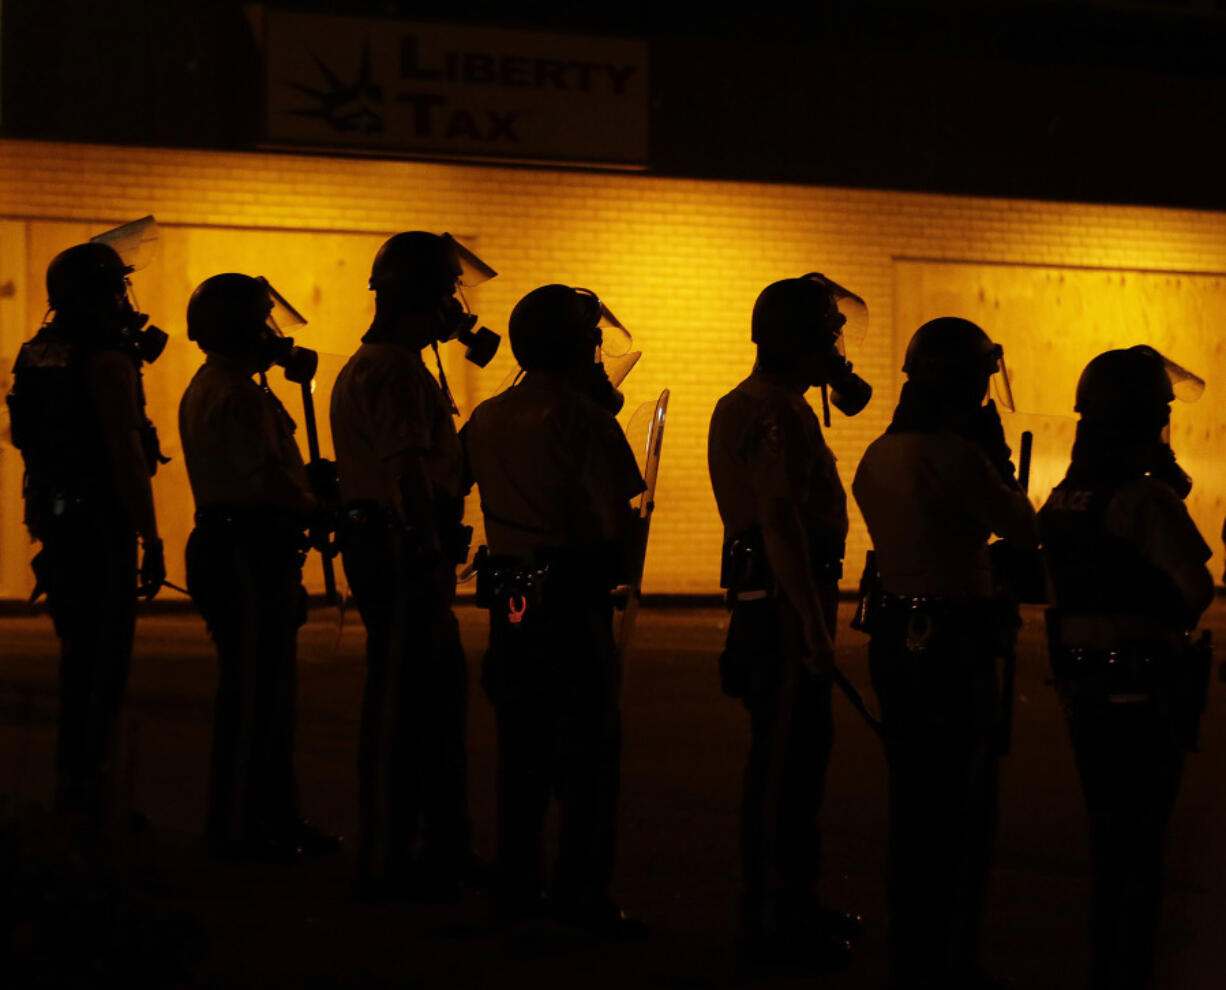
[2,601,1226,988]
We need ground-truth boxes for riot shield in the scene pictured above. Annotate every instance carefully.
[613,388,668,664]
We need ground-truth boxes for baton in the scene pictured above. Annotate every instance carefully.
[999,428,1033,756]
[1018,429,1033,493]
[832,666,884,739]
[300,380,338,606]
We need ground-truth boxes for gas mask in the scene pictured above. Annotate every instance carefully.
[90,216,167,364]
[437,293,500,368]
[436,234,501,367]
[828,356,872,417]
[116,295,168,364]
[799,273,873,427]
[254,278,319,384]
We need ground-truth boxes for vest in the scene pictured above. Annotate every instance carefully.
[1039,476,1185,629]
[8,327,134,532]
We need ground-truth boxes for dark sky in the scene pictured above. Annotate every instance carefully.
[6,0,1226,208]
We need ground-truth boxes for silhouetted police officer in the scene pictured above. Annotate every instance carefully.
[7,242,166,843]
[465,284,647,936]
[1040,346,1213,990]
[853,318,1035,990]
[708,275,870,964]
[331,232,487,895]
[181,273,338,862]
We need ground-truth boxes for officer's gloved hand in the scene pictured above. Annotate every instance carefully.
[306,509,336,556]
[306,458,341,508]
[138,538,166,600]
[964,400,1018,487]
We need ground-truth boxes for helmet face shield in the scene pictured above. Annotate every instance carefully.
[603,350,641,389]
[90,216,159,273]
[596,301,632,359]
[1152,349,1205,402]
[442,233,497,289]
[258,277,308,336]
[801,272,868,348]
[991,345,1015,412]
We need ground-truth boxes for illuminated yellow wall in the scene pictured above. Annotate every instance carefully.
[2,139,1226,600]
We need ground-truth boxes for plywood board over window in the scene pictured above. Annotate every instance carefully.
[895,258,1226,567]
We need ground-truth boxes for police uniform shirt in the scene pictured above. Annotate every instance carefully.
[707,370,849,558]
[464,372,645,561]
[179,354,308,511]
[852,430,1034,598]
[1043,476,1210,609]
[330,342,462,509]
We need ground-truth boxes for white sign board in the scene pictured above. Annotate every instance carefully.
[264,12,649,167]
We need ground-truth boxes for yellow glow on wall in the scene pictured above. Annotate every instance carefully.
[2,139,1226,601]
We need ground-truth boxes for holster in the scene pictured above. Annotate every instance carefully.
[716,527,841,701]
[719,526,842,609]
[720,528,773,607]
[474,543,616,628]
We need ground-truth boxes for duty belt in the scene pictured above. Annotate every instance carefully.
[1051,643,1180,701]
[194,505,307,554]
[474,545,615,621]
[875,593,1002,655]
[342,500,398,530]
[729,559,842,603]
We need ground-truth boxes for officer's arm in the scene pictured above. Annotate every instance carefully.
[388,449,441,553]
[1113,483,1215,622]
[760,495,835,663]
[974,448,1038,547]
[89,352,159,542]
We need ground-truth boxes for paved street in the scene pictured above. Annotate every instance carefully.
[2,601,1225,988]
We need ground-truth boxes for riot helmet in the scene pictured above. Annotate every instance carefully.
[45,243,128,319]
[510,284,603,372]
[369,230,500,366]
[752,274,872,419]
[187,273,316,381]
[1074,345,1202,429]
[903,317,1013,411]
[508,284,636,412]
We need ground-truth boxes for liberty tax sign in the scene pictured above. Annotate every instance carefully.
[264,12,649,167]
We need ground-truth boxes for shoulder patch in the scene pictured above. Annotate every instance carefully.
[758,414,783,457]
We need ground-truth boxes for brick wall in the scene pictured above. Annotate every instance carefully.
[2,138,1225,600]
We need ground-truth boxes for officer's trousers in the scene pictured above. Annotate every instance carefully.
[341,521,470,882]
[869,603,1003,987]
[38,506,137,829]
[186,517,304,848]
[720,584,837,934]
[483,592,621,907]
[1066,695,1185,990]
